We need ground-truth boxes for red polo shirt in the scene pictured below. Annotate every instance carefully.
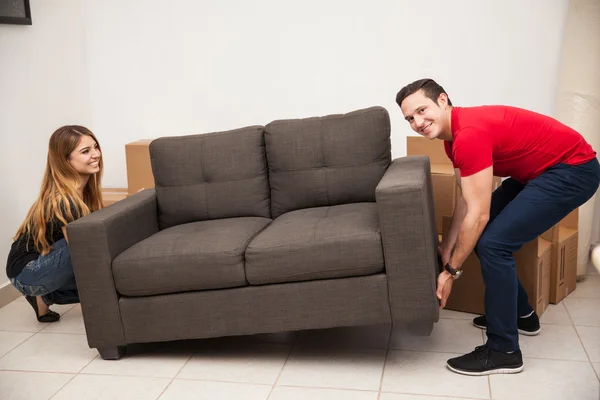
[444,106,596,183]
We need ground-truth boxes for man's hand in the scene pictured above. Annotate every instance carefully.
[436,271,454,309]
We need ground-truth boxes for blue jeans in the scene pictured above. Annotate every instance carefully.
[477,158,600,352]
[10,239,80,305]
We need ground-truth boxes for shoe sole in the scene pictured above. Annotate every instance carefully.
[472,322,541,336]
[446,362,524,376]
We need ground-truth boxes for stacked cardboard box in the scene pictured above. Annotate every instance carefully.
[102,188,128,206]
[406,136,556,315]
[541,209,578,303]
[441,216,551,316]
[407,137,456,234]
[125,140,154,195]
[406,137,500,234]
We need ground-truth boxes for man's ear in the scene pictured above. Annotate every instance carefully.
[437,93,449,107]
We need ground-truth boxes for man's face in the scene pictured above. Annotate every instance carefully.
[401,89,449,140]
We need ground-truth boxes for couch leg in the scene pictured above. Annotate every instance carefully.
[406,321,434,336]
[97,346,126,360]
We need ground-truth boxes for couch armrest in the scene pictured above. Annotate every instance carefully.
[67,189,159,348]
[376,156,439,327]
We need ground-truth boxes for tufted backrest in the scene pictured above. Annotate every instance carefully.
[264,106,391,218]
[150,126,271,229]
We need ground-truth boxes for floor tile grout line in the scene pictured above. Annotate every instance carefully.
[48,373,78,400]
[0,369,76,375]
[265,333,300,399]
[376,326,393,400]
[30,331,88,336]
[483,327,494,400]
[154,349,197,400]
[379,390,488,399]
[0,329,43,334]
[570,318,599,381]
[48,352,99,400]
[0,329,39,362]
[168,376,273,386]
[172,347,199,381]
[561,300,600,382]
[259,383,382,393]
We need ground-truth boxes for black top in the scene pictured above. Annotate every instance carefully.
[6,202,79,279]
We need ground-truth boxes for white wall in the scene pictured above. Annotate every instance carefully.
[0,0,568,286]
[86,0,569,188]
[0,0,90,286]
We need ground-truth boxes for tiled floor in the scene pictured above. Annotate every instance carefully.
[1,266,599,399]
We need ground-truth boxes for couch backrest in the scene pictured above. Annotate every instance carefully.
[150,126,271,229]
[265,106,391,218]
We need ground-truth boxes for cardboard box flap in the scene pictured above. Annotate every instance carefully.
[538,238,551,256]
[407,136,451,165]
[431,163,455,175]
[126,139,154,147]
[558,227,577,242]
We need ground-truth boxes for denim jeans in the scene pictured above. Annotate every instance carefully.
[477,158,600,352]
[10,238,80,305]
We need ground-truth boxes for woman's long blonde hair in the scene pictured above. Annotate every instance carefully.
[14,126,104,255]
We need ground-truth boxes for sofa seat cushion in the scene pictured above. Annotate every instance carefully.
[245,203,384,285]
[113,217,272,296]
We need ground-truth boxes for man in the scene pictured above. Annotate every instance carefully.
[396,78,599,376]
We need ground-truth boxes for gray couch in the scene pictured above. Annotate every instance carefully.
[68,106,440,360]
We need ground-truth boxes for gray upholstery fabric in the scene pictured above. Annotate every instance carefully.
[376,156,439,325]
[119,274,391,344]
[150,126,271,229]
[113,217,272,296]
[66,107,441,356]
[246,203,384,285]
[67,189,159,349]
[265,107,391,218]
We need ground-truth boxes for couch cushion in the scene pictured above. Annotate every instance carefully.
[265,107,391,218]
[150,126,271,229]
[113,217,271,296]
[245,203,384,285]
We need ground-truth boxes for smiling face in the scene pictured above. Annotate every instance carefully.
[400,89,452,141]
[67,134,101,177]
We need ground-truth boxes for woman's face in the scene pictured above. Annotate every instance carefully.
[68,135,101,176]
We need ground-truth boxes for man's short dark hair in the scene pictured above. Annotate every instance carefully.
[396,78,452,108]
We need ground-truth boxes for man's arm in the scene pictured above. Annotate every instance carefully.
[439,169,467,263]
[448,166,494,270]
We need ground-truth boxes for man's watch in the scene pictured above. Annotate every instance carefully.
[444,263,463,280]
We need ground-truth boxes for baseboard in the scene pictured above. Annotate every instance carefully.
[0,281,20,308]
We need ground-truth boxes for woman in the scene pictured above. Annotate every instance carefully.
[6,126,104,322]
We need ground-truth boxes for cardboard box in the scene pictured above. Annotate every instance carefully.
[431,164,457,234]
[102,188,128,207]
[441,216,550,316]
[541,209,578,242]
[125,140,154,195]
[407,138,456,233]
[540,208,578,303]
[407,137,501,234]
[516,238,551,315]
[407,136,450,164]
[548,227,578,304]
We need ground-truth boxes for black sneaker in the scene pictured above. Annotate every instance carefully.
[473,312,541,336]
[447,345,524,376]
